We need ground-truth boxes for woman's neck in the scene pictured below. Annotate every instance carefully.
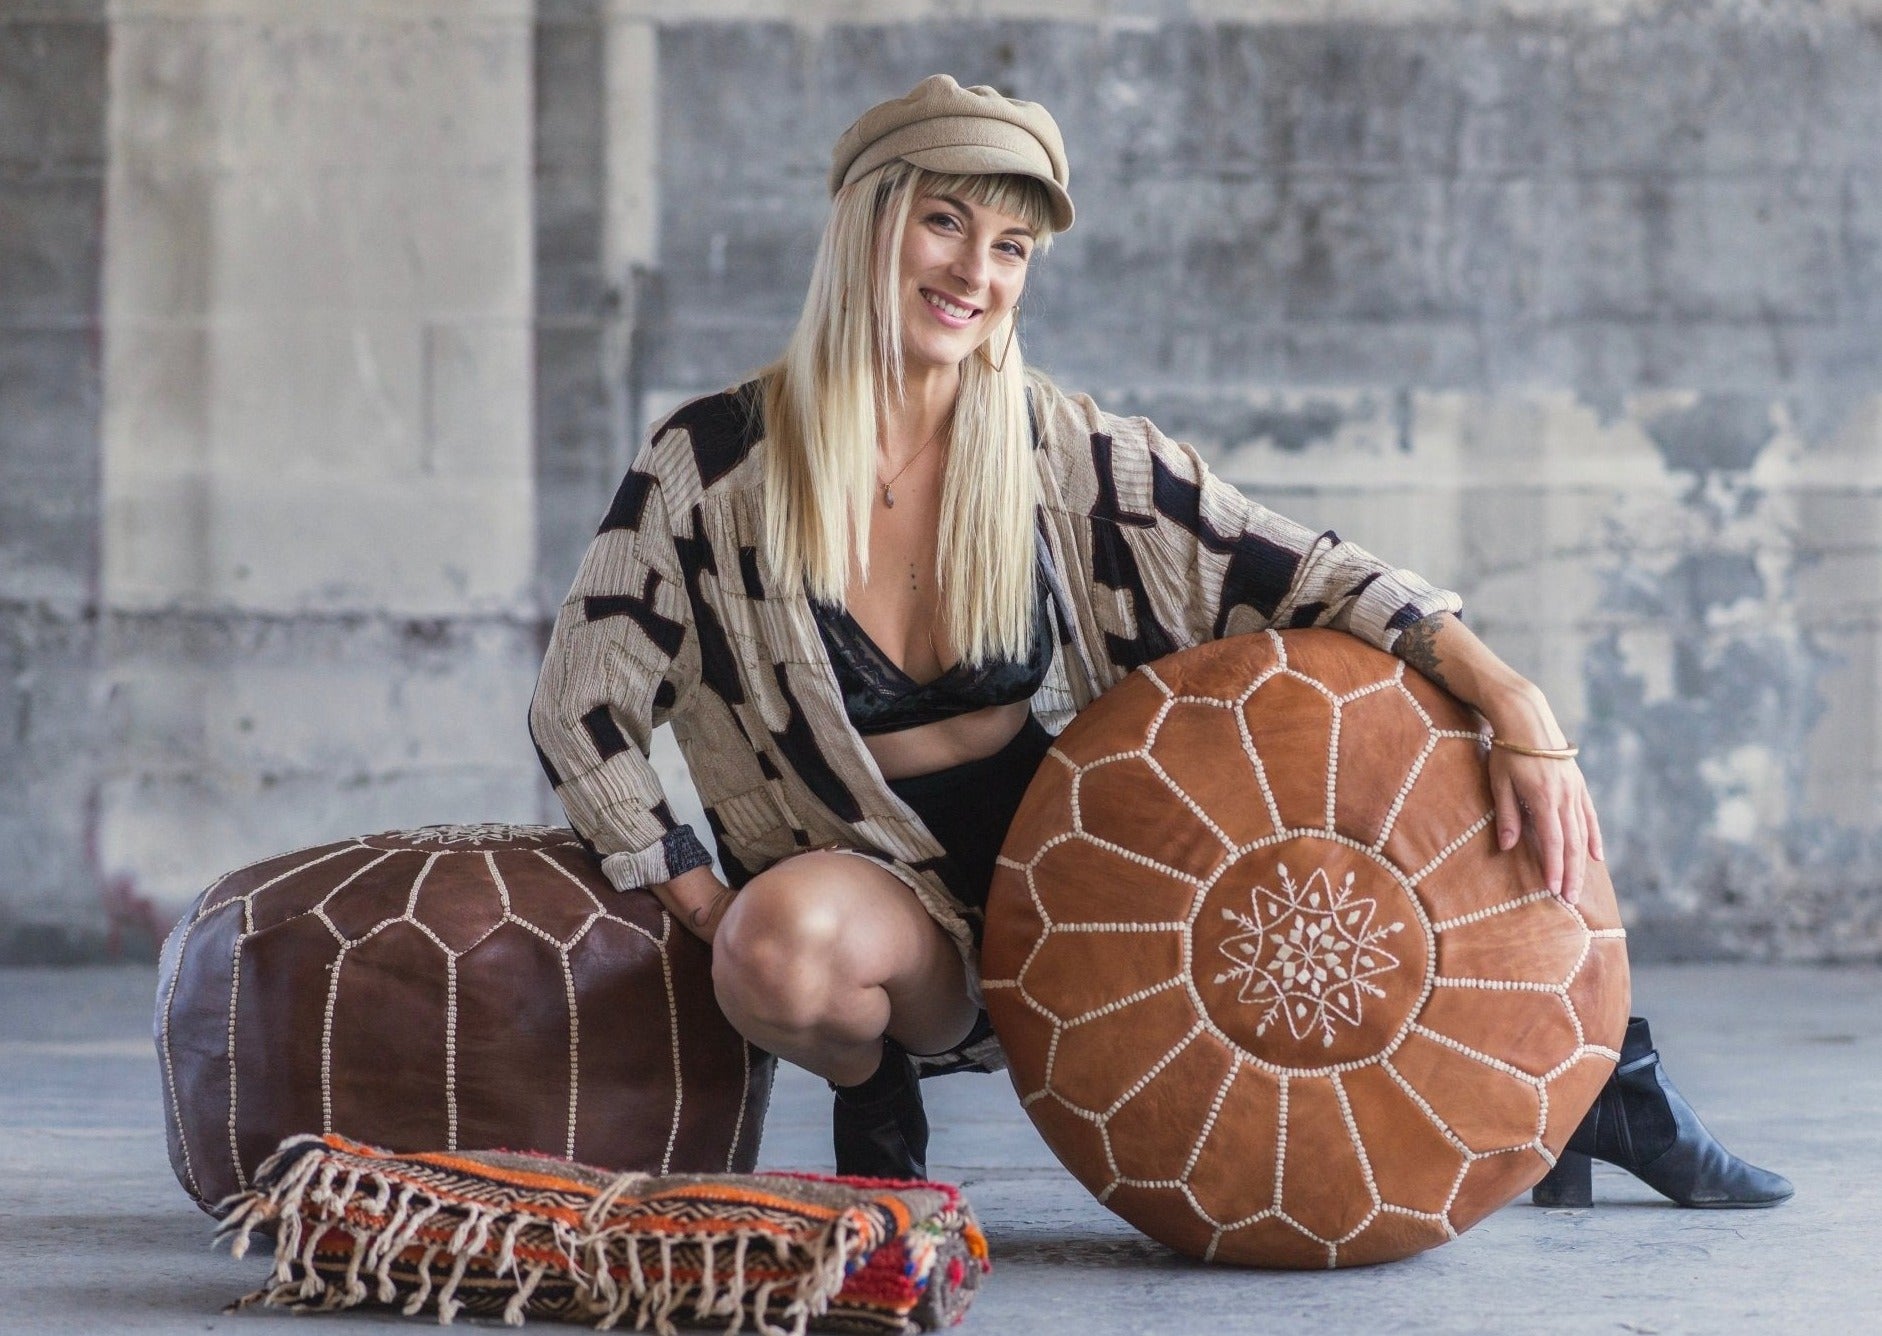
[883,361,960,452]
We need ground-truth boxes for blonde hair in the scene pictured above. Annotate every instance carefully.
[761,161,1056,665]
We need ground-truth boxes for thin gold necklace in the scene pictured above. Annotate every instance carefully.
[876,412,951,509]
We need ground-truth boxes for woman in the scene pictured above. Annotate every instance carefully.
[531,76,1788,1209]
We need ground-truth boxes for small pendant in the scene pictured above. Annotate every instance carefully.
[882,485,895,508]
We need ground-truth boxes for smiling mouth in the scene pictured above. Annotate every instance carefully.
[922,289,981,321]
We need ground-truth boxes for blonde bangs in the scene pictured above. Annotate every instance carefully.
[913,170,1057,255]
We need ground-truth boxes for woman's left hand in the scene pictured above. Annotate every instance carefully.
[1481,690,1605,906]
[1391,612,1605,904]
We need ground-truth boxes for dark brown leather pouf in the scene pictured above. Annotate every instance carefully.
[983,630,1630,1267]
[156,824,772,1212]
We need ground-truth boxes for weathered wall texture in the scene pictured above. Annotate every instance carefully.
[77,0,541,955]
[4,0,1881,960]
[1,0,109,961]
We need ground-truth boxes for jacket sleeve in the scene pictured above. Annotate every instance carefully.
[528,462,714,892]
[1048,385,1462,661]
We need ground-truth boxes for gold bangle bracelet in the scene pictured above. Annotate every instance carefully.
[1488,737,1580,761]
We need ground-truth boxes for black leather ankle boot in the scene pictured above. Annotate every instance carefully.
[1533,1016,1794,1208]
[832,1038,929,1181]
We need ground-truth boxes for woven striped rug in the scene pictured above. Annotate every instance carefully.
[217,1134,988,1334]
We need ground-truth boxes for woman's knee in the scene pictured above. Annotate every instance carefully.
[711,859,856,1032]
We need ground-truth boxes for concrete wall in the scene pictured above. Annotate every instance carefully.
[1,0,109,961]
[81,0,540,956]
[4,0,1881,960]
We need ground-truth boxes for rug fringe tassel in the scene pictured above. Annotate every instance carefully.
[503,1262,547,1327]
[402,1244,442,1316]
[434,1232,479,1325]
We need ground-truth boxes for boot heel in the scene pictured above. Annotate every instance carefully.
[1533,1150,1592,1207]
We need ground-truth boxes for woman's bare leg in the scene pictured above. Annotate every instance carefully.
[710,852,978,1086]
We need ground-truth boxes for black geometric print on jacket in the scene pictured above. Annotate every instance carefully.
[1146,449,1305,639]
[582,573,686,660]
[673,504,745,707]
[658,380,766,488]
[598,468,655,534]
[1086,430,1178,671]
[767,661,864,824]
[580,704,630,761]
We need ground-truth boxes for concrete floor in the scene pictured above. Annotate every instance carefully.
[2,964,1876,1335]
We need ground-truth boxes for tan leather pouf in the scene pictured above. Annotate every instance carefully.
[156,824,772,1212]
[983,630,1630,1267]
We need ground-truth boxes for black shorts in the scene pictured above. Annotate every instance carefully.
[885,713,1055,943]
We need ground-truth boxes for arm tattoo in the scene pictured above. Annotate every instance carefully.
[1394,613,1455,694]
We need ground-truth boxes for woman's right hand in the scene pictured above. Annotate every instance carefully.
[651,865,734,945]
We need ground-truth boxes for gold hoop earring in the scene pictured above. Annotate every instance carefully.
[978,305,1019,374]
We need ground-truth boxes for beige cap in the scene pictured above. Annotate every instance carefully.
[828,74,1074,232]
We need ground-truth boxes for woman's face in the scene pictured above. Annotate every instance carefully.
[896,190,1036,377]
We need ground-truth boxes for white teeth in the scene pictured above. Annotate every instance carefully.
[924,290,976,320]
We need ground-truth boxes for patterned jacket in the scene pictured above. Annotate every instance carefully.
[529,376,1463,973]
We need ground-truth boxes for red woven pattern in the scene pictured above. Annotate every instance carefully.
[219,1134,989,1334]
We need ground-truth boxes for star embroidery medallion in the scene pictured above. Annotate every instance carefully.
[1214,864,1406,1048]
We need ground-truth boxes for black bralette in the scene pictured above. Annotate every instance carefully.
[812,575,1056,736]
